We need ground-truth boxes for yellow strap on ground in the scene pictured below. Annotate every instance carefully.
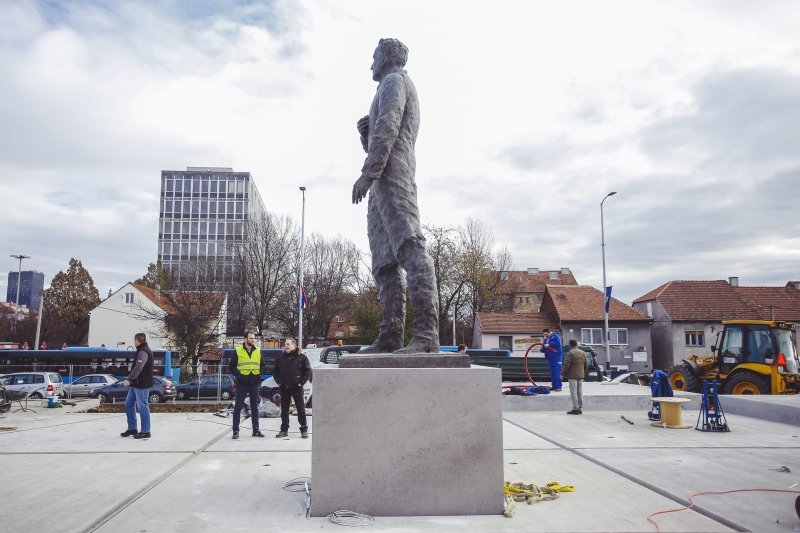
[545,481,575,492]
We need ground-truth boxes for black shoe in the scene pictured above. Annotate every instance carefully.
[133,432,151,439]
[301,431,308,439]
[276,431,288,438]
[552,389,562,392]
[252,431,265,437]
[232,432,239,440]
[567,409,580,415]
[120,429,138,437]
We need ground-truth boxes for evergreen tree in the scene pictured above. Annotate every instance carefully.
[42,258,101,345]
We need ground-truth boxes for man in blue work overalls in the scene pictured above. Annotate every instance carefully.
[541,328,563,392]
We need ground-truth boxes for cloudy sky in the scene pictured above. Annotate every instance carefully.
[2,0,799,305]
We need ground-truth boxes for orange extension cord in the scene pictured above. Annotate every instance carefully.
[647,488,800,532]
[499,342,544,390]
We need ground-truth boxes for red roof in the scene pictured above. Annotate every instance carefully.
[475,312,558,333]
[132,284,227,316]
[545,286,651,322]
[497,270,578,294]
[633,280,759,321]
[734,286,800,321]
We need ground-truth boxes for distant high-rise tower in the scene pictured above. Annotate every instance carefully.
[157,167,266,283]
[7,270,45,310]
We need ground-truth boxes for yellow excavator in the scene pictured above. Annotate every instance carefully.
[667,320,800,394]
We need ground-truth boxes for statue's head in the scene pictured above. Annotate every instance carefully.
[371,38,408,81]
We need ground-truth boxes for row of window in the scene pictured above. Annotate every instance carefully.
[163,177,247,195]
[160,221,244,240]
[581,328,628,346]
[161,199,248,220]
[159,241,238,259]
[161,262,239,282]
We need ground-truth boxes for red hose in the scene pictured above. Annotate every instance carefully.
[522,342,545,386]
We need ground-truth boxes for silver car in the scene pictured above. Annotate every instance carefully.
[0,372,65,399]
[63,374,117,398]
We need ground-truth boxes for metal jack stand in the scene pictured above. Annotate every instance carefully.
[696,379,729,432]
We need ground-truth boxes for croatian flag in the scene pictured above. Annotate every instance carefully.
[604,286,613,313]
[300,285,307,309]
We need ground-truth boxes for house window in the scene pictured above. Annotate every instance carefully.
[335,315,344,323]
[581,328,628,345]
[581,328,603,345]
[498,336,512,350]
[124,293,134,304]
[685,330,705,347]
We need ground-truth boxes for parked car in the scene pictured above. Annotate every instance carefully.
[609,372,652,386]
[0,372,64,399]
[88,376,176,404]
[260,376,312,408]
[63,374,117,397]
[175,375,236,400]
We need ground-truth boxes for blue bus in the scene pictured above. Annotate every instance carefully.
[0,347,173,383]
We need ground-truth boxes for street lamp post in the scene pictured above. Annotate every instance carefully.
[298,187,307,348]
[9,254,30,332]
[601,192,617,373]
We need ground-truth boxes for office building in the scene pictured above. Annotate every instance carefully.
[6,270,45,310]
[157,167,266,283]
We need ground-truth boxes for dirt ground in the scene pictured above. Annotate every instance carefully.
[87,403,229,413]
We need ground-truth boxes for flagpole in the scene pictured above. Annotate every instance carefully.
[601,191,617,373]
[298,186,307,348]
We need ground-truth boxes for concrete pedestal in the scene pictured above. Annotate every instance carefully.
[310,366,504,517]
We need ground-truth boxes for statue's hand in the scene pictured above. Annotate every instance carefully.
[357,116,369,137]
[352,175,372,204]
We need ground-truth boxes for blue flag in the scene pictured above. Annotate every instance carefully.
[300,285,307,309]
[604,286,613,313]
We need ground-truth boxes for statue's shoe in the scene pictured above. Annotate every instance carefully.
[393,339,440,354]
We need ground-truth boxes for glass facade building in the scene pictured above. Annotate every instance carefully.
[157,167,266,283]
[6,270,45,310]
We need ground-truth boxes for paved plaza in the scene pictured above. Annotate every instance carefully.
[2,383,799,532]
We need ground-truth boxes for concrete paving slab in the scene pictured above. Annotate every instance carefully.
[0,452,193,533]
[502,420,559,450]
[0,413,228,453]
[206,415,312,452]
[505,410,800,532]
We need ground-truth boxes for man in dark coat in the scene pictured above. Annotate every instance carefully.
[121,332,154,439]
[273,338,312,438]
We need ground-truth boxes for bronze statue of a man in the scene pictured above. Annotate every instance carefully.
[352,38,439,354]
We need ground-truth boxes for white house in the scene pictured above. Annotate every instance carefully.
[88,283,228,351]
[88,283,172,349]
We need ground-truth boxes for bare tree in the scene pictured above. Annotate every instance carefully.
[234,212,299,336]
[274,233,362,344]
[135,262,227,378]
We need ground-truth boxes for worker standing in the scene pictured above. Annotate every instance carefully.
[541,328,563,391]
[274,339,312,438]
[562,339,588,415]
[230,330,265,439]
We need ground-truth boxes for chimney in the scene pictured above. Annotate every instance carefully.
[728,276,739,287]
[560,267,570,275]
[527,268,539,275]
[548,271,559,280]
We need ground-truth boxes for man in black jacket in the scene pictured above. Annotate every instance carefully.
[274,338,312,438]
[121,333,154,440]
[229,331,265,439]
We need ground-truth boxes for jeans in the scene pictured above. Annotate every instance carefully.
[233,383,260,433]
[548,356,563,390]
[125,387,151,433]
[568,379,583,410]
[280,386,307,432]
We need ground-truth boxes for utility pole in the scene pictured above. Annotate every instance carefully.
[298,186,307,348]
[9,254,30,333]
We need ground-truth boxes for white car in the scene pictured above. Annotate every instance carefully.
[260,376,312,408]
[63,374,117,397]
[0,372,65,399]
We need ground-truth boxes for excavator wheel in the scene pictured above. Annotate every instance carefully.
[724,371,770,395]
[667,364,700,392]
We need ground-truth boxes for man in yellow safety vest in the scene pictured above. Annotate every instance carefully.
[229,330,265,439]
